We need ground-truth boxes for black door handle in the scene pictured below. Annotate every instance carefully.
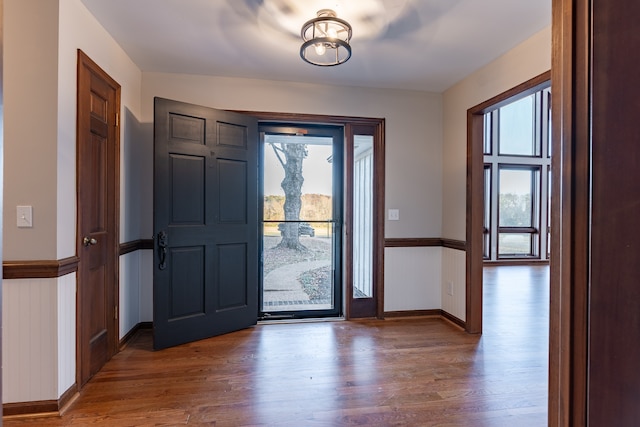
[157,231,168,270]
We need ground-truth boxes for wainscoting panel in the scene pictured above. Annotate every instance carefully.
[119,251,142,340]
[140,250,154,322]
[57,273,77,397]
[3,278,60,402]
[384,247,442,312]
[442,247,466,321]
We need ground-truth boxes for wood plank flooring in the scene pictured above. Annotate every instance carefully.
[4,266,549,426]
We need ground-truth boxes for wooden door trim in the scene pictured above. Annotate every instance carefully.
[76,49,121,387]
[548,0,590,424]
[466,70,551,334]
[344,122,385,319]
[237,111,385,319]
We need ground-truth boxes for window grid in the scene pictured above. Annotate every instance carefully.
[484,85,551,261]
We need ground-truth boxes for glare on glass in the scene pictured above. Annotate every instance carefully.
[499,95,536,156]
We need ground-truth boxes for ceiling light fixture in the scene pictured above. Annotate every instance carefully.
[300,9,352,66]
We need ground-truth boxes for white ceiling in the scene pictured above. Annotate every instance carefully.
[81,0,550,93]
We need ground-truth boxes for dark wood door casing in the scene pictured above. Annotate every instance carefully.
[587,0,640,424]
[466,71,551,335]
[345,123,385,319]
[76,50,120,387]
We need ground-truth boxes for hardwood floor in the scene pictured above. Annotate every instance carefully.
[5,266,549,426]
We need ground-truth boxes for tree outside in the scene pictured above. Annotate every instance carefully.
[269,142,307,250]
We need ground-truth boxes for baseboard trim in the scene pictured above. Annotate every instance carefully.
[383,309,441,318]
[382,309,467,329]
[3,383,77,419]
[384,238,467,251]
[440,310,466,330]
[119,321,153,350]
[484,259,550,267]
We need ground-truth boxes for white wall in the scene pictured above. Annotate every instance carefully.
[441,248,466,320]
[141,72,445,313]
[384,247,442,312]
[2,274,74,403]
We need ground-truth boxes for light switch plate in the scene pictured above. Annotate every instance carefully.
[17,205,33,228]
[388,209,400,221]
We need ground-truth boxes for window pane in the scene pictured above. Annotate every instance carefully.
[499,168,533,227]
[483,165,491,258]
[484,113,492,154]
[263,134,333,222]
[499,95,536,156]
[262,133,336,313]
[353,135,374,299]
[498,233,533,256]
[546,88,552,158]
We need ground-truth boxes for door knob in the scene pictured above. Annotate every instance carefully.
[83,237,98,246]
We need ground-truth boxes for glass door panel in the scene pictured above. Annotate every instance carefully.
[261,127,342,318]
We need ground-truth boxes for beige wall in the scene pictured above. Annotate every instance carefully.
[2,0,143,403]
[3,0,60,260]
[441,26,552,241]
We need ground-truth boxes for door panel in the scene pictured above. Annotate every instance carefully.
[154,98,258,350]
[77,50,120,386]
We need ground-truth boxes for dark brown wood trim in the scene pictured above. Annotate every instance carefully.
[549,0,590,425]
[382,309,466,330]
[441,239,467,251]
[440,310,466,330]
[233,110,384,127]
[471,70,551,114]
[3,256,79,279]
[383,238,467,250]
[383,309,441,318]
[3,383,77,418]
[119,239,154,256]
[374,119,386,320]
[384,238,442,248]
[466,110,484,334]
[484,259,550,267]
[119,322,153,350]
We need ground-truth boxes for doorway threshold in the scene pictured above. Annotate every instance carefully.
[258,316,345,325]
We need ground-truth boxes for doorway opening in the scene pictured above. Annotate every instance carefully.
[260,124,344,319]
[466,70,551,333]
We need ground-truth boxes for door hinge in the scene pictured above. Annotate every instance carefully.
[115,112,119,127]
[115,306,118,320]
